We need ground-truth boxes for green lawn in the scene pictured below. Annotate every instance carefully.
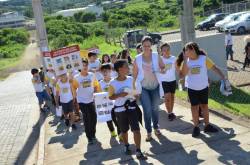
[175,83,250,118]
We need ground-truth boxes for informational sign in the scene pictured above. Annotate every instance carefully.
[51,45,82,76]
[94,92,114,123]
[42,51,53,70]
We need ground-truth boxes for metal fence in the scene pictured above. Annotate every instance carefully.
[198,1,250,17]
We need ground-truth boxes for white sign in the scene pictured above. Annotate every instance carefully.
[51,45,82,76]
[42,51,53,70]
[94,92,114,123]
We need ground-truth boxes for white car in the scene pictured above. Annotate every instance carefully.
[224,13,250,34]
[215,12,248,32]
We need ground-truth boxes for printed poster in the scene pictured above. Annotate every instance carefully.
[51,45,82,76]
[94,92,114,123]
[42,51,53,70]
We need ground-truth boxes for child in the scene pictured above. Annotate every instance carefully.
[101,54,111,64]
[109,60,147,160]
[88,52,103,81]
[110,54,118,78]
[180,42,226,138]
[31,68,50,112]
[225,30,234,60]
[160,43,177,121]
[242,42,250,71]
[45,69,56,105]
[72,60,100,144]
[55,73,77,130]
[100,64,121,139]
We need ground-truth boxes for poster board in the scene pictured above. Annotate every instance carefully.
[94,92,114,123]
[51,45,82,76]
[42,51,53,70]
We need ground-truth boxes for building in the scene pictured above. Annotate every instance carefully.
[54,5,104,17]
[0,12,25,29]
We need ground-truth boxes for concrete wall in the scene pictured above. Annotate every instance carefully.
[168,33,227,81]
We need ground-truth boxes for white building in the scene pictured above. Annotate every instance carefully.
[54,5,104,17]
[0,12,25,29]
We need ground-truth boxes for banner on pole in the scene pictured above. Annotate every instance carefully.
[94,92,114,123]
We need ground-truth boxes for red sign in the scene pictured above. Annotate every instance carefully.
[51,45,80,58]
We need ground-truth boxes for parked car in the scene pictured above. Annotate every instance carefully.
[196,13,228,31]
[215,12,249,32]
[224,13,250,34]
[123,29,162,48]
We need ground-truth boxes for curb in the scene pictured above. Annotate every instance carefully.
[175,98,250,129]
[37,114,46,165]
[160,29,181,35]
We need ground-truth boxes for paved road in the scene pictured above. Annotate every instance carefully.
[44,103,250,165]
[0,71,40,165]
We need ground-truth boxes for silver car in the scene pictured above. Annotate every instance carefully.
[215,12,248,32]
[224,13,250,34]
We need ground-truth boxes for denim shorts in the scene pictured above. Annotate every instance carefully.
[36,90,50,105]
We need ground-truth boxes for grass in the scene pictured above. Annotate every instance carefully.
[0,57,21,71]
[78,36,137,57]
[175,83,250,118]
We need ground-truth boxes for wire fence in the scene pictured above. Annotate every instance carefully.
[198,1,250,17]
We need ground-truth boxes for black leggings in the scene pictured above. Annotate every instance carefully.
[243,56,250,69]
[107,109,121,135]
[79,102,97,141]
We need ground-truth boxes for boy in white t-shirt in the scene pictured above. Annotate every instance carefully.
[109,60,147,160]
[160,43,177,121]
[55,73,77,130]
[100,64,121,139]
[88,52,103,81]
[72,60,101,145]
[31,68,50,112]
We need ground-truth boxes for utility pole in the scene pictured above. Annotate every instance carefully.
[32,0,49,68]
[180,0,196,46]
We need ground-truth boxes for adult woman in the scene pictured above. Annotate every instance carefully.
[180,42,226,137]
[133,36,165,141]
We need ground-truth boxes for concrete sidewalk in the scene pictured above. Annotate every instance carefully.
[0,71,41,165]
[44,103,250,165]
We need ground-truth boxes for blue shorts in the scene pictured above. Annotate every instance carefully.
[36,90,50,105]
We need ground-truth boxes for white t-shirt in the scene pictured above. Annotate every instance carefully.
[88,59,103,81]
[186,56,209,90]
[99,80,110,92]
[56,80,73,103]
[160,55,176,82]
[225,34,233,46]
[109,76,134,112]
[46,71,55,88]
[32,76,44,92]
[73,72,96,104]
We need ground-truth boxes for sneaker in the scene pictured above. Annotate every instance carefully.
[124,145,132,155]
[92,137,97,143]
[88,139,94,145]
[71,124,77,130]
[204,124,219,133]
[65,119,70,127]
[154,129,161,136]
[241,67,245,71]
[136,150,147,160]
[111,131,117,137]
[168,113,176,121]
[146,133,153,142]
[192,127,200,137]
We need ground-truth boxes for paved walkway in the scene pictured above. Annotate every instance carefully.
[0,71,41,165]
[44,103,250,164]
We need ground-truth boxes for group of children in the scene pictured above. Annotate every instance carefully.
[31,36,228,160]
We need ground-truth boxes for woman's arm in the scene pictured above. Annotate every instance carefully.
[132,60,138,89]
